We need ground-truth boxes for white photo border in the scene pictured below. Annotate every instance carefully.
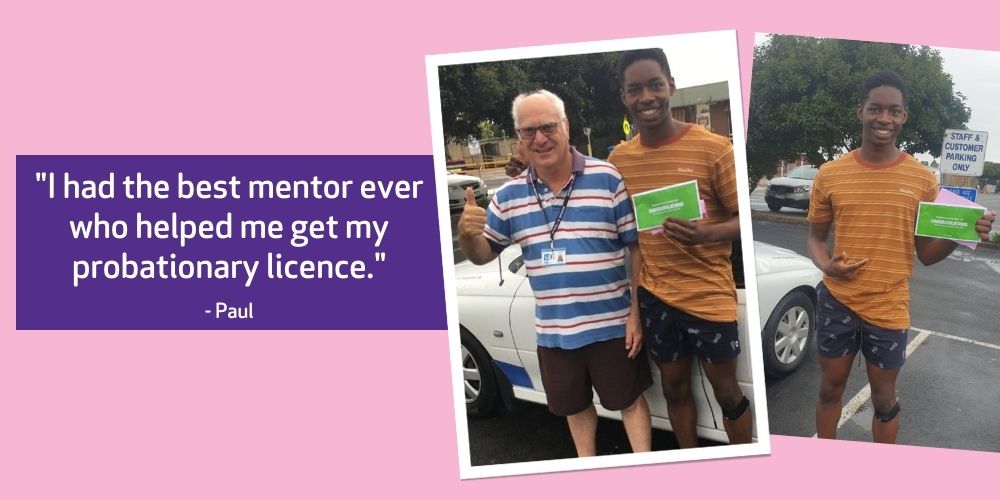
[425,29,769,479]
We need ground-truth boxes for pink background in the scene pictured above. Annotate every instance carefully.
[3,1,998,497]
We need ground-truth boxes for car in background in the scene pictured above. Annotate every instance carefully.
[455,241,822,443]
[764,165,818,212]
[447,172,488,211]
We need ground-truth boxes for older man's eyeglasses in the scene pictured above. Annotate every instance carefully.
[516,122,561,140]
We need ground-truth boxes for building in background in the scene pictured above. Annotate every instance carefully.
[671,81,731,139]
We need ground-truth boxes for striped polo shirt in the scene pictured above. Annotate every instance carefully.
[608,124,740,322]
[808,150,938,330]
[484,148,639,349]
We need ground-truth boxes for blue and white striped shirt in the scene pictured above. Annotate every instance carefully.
[485,148,638,349]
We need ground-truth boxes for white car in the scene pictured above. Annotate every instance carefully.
[456,241,822,443]
[447,172,488,211]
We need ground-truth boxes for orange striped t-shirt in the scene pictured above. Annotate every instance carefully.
[609,124,740,322]
[808,150,938,330]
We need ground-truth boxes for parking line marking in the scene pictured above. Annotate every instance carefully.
[815,327,1000,436]
[810,329,933,437]
[834,329,931,430]
[913,327,1000,351]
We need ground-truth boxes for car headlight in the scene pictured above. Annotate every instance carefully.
[794,186,811,193]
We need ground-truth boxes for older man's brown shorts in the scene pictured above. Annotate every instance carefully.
[537,337,653,417]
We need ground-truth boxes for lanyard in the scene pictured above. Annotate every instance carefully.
[527,172,577,249]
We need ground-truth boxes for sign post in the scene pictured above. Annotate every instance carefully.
[468,136,482,177]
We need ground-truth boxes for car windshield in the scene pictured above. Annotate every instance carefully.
[786,166,817,180]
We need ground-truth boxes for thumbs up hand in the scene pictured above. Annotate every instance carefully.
[465,186,478,207]
[459,187,487,238]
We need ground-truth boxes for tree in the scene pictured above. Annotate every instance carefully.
[437,52,629,158]
[747,35,971,191]
[438,60,529,142]
[981,161,1000,184]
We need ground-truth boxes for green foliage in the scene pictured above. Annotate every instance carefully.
[476,120,503,139]
[747,35,971,191]
[437,52,627,157]
[981,161,1000,183]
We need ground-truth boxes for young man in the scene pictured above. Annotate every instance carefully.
[808,70,995,443]
[458,89,652,456]
[609,49,751,446]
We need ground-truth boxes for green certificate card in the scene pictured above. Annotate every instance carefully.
[631,180,702,231]
[914,202,985,242]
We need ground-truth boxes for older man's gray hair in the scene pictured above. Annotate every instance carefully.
[511,89,567,129]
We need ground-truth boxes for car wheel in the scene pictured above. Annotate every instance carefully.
[460,328,501,416]
[767,202,782,212]
[762,290,815,378]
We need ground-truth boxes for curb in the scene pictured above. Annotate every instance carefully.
[750,211,810,227]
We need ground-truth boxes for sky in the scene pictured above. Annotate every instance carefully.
[753,33,999,163]
[658,32,734,88]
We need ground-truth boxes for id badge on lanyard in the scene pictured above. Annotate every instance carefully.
[529,172,576,267]
[541,247,567,266]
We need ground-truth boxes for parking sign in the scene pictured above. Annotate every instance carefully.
[940,129,988,177]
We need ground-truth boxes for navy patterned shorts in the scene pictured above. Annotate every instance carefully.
[815,282,908,369]
[637,287,740,364]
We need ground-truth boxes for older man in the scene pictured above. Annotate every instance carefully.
[458,89,652,456]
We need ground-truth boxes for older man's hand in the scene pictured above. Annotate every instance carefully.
[458,187,487,238]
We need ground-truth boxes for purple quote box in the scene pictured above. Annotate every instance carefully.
[16,156,446,330]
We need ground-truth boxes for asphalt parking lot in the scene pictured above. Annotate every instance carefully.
[754,215,1000,452]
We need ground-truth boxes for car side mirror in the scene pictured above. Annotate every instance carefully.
[509,255,524,273]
